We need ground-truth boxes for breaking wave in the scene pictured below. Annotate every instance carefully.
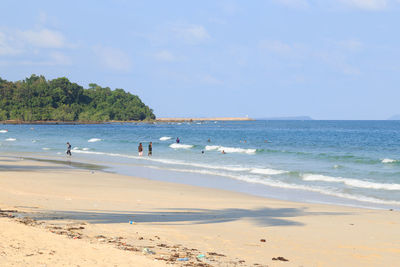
[302,174,400,190]
[169,143,194,149]
[205,145,256,154]
[88,138,102,143]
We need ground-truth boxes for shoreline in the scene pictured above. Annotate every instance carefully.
[156,117,254,122]
[0,117,253,125]
[0,156,399,266]
[4,153,398,211]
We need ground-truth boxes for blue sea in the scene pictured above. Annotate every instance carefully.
[1,120,400,209]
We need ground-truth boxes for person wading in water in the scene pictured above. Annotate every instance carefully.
[138,143,143,156]
[66,142,72,156]
[148,142,153,156]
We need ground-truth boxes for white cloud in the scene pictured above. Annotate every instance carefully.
[18,29,66,48]
[336,39,363,51]
[49,51,72,65]
[273,0,310,8]
[93,45,132,71]
[259,39,362,75]
[172,24,210,44]
[202,74,223,85]
[314,51,361,75]
[0,32,23,56]
[259,40,293,54]
[219,0,240,15]
[259,40,308,60]
[154,50,176,61]
[338,0,388,10]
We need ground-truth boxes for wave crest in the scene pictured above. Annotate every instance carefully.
[169,143,194,149]
[302,174,400,191]
[159,136,172,141]
[205,145,256,154]
[88,138,102,143]
[382,158,398,164]
[250,168,287,175]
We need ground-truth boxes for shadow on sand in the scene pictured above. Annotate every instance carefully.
[0,156,105,171]
[31,207,349,227]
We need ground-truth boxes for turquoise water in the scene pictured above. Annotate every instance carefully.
[1,121,400,209]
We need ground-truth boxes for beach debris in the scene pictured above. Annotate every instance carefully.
[0,209,17,218]
[272,256,289,261]
[260,239,266,242]
[177,257,189,261]
[142,248,155,255]
[129,220,135,224]
[16,217,41,226]
[67,226,85,231]
[196,254,206,259]
[208,252,226,257]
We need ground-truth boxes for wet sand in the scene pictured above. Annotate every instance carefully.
[0,157,399,266]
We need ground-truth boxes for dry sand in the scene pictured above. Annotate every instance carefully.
[0,157,399,266]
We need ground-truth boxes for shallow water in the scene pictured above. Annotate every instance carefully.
[1,120,399,209]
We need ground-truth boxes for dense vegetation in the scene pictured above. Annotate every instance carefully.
[0,75,155,122]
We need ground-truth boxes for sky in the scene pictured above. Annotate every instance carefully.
[1,0,400,120]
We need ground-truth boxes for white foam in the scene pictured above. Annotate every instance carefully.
[382,158,398,163]
[82,147,90,151]
[205,145,256,154]
[169,143,194,149]
[150,158,250,172]
[159,167,400,206]
[88,138,102,143]
[0,130,8,133]
[42,147,51,150]
[302,174,400,191]
[5,138,16,141]
[250,168,287,175]
[159,136,172,141]
[68,148,400,206]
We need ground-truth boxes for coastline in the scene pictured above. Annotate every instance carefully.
[0,117,253,125]
[156,117,254,122]
[0,157,399,266]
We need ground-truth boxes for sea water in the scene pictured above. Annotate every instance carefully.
[1,120,399,209]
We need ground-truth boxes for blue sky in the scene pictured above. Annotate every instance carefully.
[1,0,400,119]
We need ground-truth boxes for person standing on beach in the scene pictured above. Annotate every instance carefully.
[148,142,152,156]
[138,143,143,156]
[66,142,72,156]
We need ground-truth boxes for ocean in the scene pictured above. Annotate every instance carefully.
[1,120,399,209]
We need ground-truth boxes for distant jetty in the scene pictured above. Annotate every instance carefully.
[156,117,254,122]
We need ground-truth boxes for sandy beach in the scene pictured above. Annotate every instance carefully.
[0,156,399,267]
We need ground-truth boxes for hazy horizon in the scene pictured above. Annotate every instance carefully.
[1,0,400,120]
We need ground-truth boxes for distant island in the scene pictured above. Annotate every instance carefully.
[257,116,313,120]
[0,75,155,122]
[388,114,400,120]
[157,117,253,122]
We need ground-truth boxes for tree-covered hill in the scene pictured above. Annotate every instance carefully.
[0,75,155,122]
